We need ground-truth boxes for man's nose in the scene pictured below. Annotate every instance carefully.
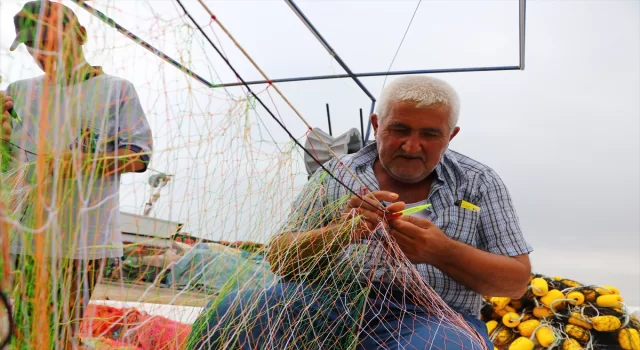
[401,133,422,153]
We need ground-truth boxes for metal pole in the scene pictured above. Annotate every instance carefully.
[359,108,365,148]
[519,0,527,70]
[215,65,521,88]
[365,100,376,143]
[326,103,332,136]
[284,0,376,103]
[70,0,216,88]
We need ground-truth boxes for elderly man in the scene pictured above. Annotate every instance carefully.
[189,76,533,349]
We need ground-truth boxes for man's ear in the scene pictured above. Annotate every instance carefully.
[449,126,460,141]
[77,26,87,45]
[371,114,379,137]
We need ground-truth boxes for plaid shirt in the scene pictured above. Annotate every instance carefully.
[283,142,533,317]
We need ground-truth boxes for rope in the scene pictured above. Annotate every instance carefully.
[194,0,386,211]
[175,0,388,214]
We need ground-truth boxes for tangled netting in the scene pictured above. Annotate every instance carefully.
[0,1,527,349]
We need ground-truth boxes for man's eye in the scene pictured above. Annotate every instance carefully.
[420,130,442,138]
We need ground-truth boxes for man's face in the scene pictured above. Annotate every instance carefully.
[23,21,81,71]
[372,100,460,183]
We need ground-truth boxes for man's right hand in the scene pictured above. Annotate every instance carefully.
[342,190,406,240]
[1,93,13,141]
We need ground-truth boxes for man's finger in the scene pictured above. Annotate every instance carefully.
[396,215,433,228]
[348,197,388,215]
[3,97,13,113]
[366,191,399,203]
[353,208,379,223]
[353,200,381,213]
[359,190,399,210]
[384,201,406,216]
[347,196,363,209]
[388,218,423,238]
[1,110,10,124]
[389,228,414,245]
[342,208,379,232]
[1,121,11,140]
[343,203,378,218]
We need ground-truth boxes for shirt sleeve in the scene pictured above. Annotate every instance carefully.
[114,81,153,172]
[279,159,345,234]
[477,168,533,256]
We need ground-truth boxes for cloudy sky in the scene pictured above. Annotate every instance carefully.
[1,0,638,303]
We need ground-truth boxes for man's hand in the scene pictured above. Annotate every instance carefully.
[48,149,146,178]
[53,151,90,178]
[390,215,531,298]
[1,93,13,142]
[388,215,450,265]
[268,191,406,277]
[342,190,405,240]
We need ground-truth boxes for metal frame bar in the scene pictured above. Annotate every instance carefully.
[213,65,521,88]
[229,0,526,141]
[519,0,527,70]
[359,109,365,147]
[366,101,376,141]
[285,0,376,102]
[72,0,526,143]
[325,103,333,136]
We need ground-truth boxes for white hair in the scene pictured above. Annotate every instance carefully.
[375,76,461,130]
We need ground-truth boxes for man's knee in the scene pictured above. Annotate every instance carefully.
[188,285,280,349]
[198,282,302,325]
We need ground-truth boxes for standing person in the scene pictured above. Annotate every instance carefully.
[0,1,153,348]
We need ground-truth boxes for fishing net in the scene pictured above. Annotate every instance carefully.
[2,1,624,350]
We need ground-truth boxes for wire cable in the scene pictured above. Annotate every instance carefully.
[175,0,388,214]
[192,0,390,213]
[382,0,422,90]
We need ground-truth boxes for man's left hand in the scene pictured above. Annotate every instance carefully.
[388,215,450,265]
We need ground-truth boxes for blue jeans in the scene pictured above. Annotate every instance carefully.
[188,282,493,349]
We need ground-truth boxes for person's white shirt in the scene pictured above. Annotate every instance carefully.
[6,71,153,260]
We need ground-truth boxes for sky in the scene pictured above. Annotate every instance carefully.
[0,0,638,303]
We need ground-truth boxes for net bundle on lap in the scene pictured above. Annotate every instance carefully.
[187,177,490,349]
